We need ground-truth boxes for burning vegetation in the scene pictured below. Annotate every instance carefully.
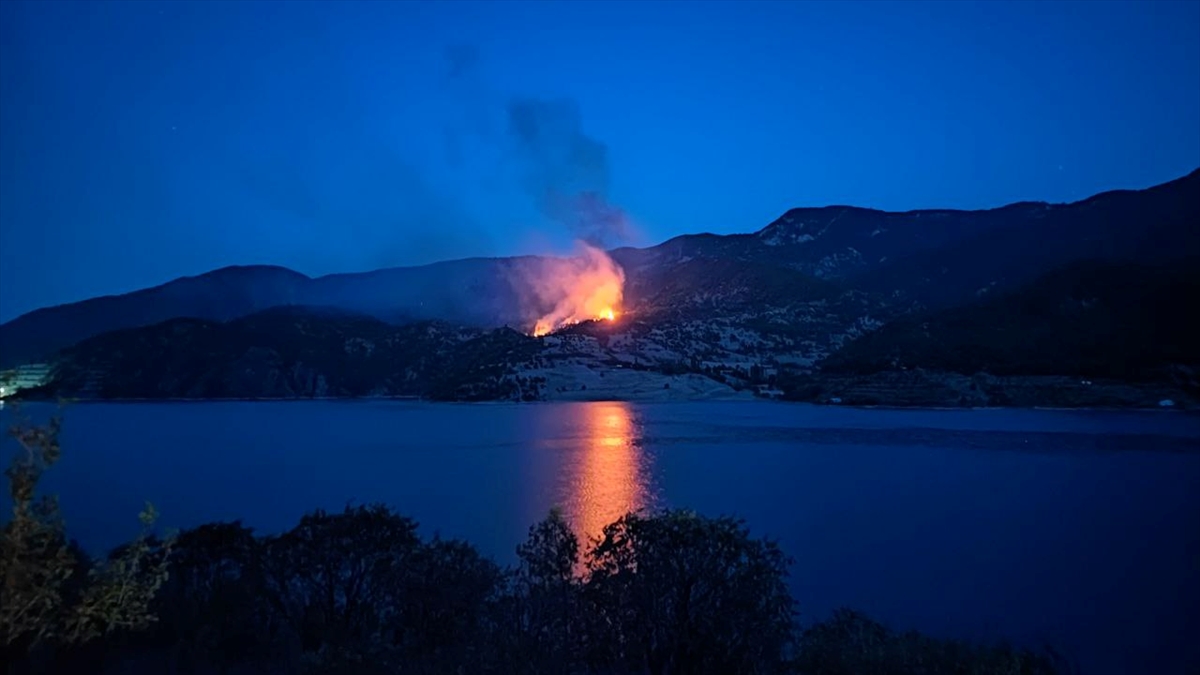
[527,243,625,337]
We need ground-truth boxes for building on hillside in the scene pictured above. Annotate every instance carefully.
[0,363,52,398]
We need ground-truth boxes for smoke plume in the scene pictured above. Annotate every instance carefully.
[507,98,633,249]
[443,46,633,334]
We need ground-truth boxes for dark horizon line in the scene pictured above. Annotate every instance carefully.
[3,165,1197,325]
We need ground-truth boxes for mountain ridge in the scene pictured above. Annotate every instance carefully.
[3,168,1198,406]
[9,167,1196,323]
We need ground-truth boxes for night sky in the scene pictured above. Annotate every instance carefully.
[1,0,1197,322]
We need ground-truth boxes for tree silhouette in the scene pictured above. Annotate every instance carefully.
[1,408,171,667]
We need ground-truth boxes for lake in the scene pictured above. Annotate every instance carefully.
[3,400,1199,675]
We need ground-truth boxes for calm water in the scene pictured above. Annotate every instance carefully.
[3,400,1199,675]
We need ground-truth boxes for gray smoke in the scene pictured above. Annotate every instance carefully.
[238,123,493,274]
[507,97,633,248]
[440,46,633,249]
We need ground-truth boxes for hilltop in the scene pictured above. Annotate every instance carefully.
[4,169,1198,407]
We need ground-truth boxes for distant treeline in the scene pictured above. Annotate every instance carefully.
[2,415,1065,675]
[819,258,1200,382]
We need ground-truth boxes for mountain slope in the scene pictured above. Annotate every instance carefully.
[820,257,1200,383]
[19,254,1200,407]
[0,265,311,368]
[45,306,545,401]
[0,257,536,368]
[2,168,1197,379]
[851,169,1200,307]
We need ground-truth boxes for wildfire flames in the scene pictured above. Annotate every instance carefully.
[529,243,624,337]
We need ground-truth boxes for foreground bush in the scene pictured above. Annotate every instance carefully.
[1,412,170,670]
[795,609,1063,675]
[585,511,794,674]
[2,417,1064,675]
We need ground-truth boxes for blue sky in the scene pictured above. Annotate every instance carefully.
[1,0,1198,320]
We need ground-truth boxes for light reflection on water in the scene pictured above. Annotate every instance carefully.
[3,401,1198,675]
[548,401,660,545]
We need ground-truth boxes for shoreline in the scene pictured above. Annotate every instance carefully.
[5,367,1194,411]
[3,395,1194,412]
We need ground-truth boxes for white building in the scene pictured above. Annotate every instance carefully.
[0,363,52,397]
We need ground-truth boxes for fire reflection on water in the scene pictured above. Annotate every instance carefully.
[563,401,657,546]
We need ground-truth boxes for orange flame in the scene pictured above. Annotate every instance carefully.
[529,243,624,336]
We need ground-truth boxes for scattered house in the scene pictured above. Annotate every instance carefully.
[0,363,52,398]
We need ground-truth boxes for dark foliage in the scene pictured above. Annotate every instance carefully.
[584,511,795,675]
[795,609,1062,675]
[2,413,170,673]
[821,258,1200,381]
[5,504,1068,675]
[623,258,842,322]
[42,310,542,401]
[424,327,544,401]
